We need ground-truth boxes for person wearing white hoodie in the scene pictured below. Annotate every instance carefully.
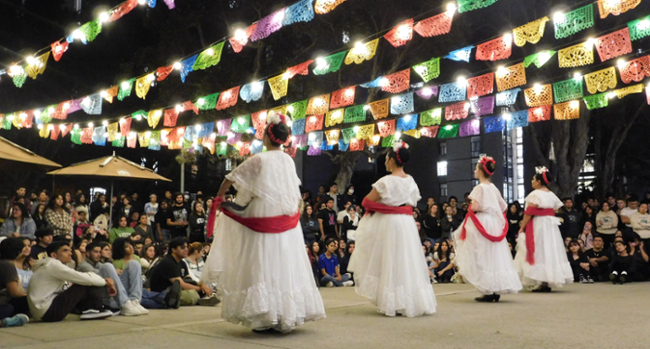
[27,241,115,322]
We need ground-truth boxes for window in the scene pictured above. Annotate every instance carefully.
[471,158,479,172]
[471,136,481,157]
[437,161,448,176]
[518,185,525,202]
[440,141,447,155]
[440,184,448,197]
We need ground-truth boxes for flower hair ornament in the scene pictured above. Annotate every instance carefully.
[535,166,550,185]
[478,154,495,176]
[266,110,287,144]
[392,140,409,165]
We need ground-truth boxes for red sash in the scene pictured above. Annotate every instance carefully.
[362,197,413,216]
[523,207,556,265]
[206,197,300,234]
[459,209,508,242]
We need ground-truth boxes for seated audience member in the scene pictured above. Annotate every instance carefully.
[608,240,635,285]
[109,215,136,243]
[183,242,219,306]
[630,202,650,246]
[112,237,150,275]
[77,242,148,316]
[341,205,360,241]
[627,233,650,281]
[432,240,455,283]
[585,236,610,282]
[1,237,33,291]
[134,214,153,242]
[128,211,140,228]
[45,194,73,236]
[567,239,593,283]
[423,204,442,243]
[143,238,213,308]
[301,205,320,245]
[30,228,54,260]
[308,241,321,284]
[319,239,353,287]
[336,239,350,275]
[27,241,115,322]
[620,195,639,231]
[0,203,37,239]
[32,204,48,230]
[579,221,595,251]
[0,238,31,328]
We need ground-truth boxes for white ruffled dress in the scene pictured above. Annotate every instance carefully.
[452,183,522,295]
[202,151,326,332]
[514,189,573,288]
[348,175,437,317]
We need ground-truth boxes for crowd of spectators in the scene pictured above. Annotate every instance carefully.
[3,184,650,328]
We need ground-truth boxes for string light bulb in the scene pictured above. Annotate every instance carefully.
[121,81,130,89]
[173,62,182,70]
[99,12,110,23]
[206,48,214,55]
[315,57,327,69]
[446,3,457,13]
[345,88,355,97]
[26,56,36,65]
[197,98,205,106]
[617,59,627,69]
[234,29,247,42]
[503,33,512,43]
[570,100,580,109]
[573,72,582,81]
[553,12,565,23]
[60,124,66,130]
[37,124,43,130]
[88,122,94,128]
[102,120,108,126]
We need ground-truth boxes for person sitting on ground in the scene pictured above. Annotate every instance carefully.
[0,242,30,328]
[630,202,650,246]
[77,242,148,316]
[30,228,54,260]
[32,204,48,230]
[300,205,320,245]
[627,233,650,281]
[318,239,353,287]
[584,235,610,282]
[432,240,455,283]
[567,239,593,283]
[27,240,116,322]
[134,214,153,242]
[1,237,33,292]
[579,221,595,251]
[341,205,360,242]
[183,242,206,284]
[609,240,635,285]
[143,238,214,308]
[109,215,136,243]
[309,241,321,285]
[337,239,350,275]
[0,203,37,240]
[112,238,150,274]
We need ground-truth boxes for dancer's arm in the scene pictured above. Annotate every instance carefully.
[517,204,537,234]
[216,179,234,199]
[364,189,381,203]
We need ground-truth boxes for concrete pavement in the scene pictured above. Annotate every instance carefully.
[1,282,648,349]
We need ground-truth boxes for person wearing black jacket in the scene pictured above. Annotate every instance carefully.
[559,198,581,238]
[89,194,109,223]
[188,202,206,243]
[506,202,522,244]
[609,240,636,284]
[300,205,320,245]
[440,205,461,240]
[422,204,442,242]
[567,240,592,283]
[341,185,357,206]
[341,206,359,241]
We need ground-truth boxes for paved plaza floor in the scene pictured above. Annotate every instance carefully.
[1,282,648,349]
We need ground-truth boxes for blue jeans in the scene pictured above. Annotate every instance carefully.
[97,260,143,308]
[320,274,350,287]
[141,289,168,309]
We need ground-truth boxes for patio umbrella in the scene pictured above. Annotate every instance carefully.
[48,152,171,223]
[0,136,61,171]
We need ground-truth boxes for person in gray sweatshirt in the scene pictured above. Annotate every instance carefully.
[27,241,115,322]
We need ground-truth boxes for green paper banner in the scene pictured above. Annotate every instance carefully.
[523,50,556,69]
[112,136,125,147]
[583,93,608,110]
[420,108,442,126]
[343,105,366,123]
[628,16,650,41]
[118,78,136,101]
[554,4,594,39]
[341,127,356,143]
[289,100,308,120]
[381,135,395,147]
[458,0,500,13]
[438,124,459,139]
[413,57,440,83]
[230,115,251,133]
[313,51,347,75]
[193,42,225,70]
[553,78,584,103]
[195,92,220,110]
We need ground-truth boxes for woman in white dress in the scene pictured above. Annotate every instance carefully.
[514,167,573,292]
[453,155,522,302]
[201,111,326,333]
[348,140,436,317]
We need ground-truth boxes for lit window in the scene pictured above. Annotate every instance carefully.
[437,161,448,176]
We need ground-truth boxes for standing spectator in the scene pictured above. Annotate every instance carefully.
[567,240,593,283]
[432,240,455,283]
[155,201,170,242]
[422,204,442,243]
[630,202,650,246]
[596,202,618,247]
[318,198,339,241]
[109,215,136,243]
[585,236,610,282]
[0,203,36,239]
[130,192,144,216]
[128,211,140,228]
[163,191,173,205]
[74,194,89,218]
[77,242,148,315]
[337,201,353,226]
[559,198,581,238]
[167,193,189,240]
[341,205,360,242]
[300,205,320,245]
[118,197,133,225]
[30,191,49,216]
[620,195,639,230]
[425,197,436,215]
[90,194,109,223]
[318,239,353,287]
[32,204,48,230]
[134,214,154,242]
[45,194,73,236]
[342,185,357,206]
[579,221,595,251]
[316,185,328,205]
[506,202,522,243]
[440,205,461,241]
[615,198,627,216]
[188,202,206,243]
[27,241,115,322]
[609,240,635,284]
[327,184,342,213]
[144,194,159,226]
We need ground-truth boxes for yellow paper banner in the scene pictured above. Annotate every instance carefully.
[403,129,421,139]
[344,39,380,65]
[584,67,617,94]
[495,63,527,92]
[147,110,163,128]
[356,124,375,141]
[107,122,119,141]
[268,74,289,100]
[135,75,153,99]
[613,83,644,99]
[513,16,550,47]
[558,42,594,68]
[39,124,51,138]
[325,109,344,127]
[25,52,50,79]
[524,84,553,107]
[554,101,580,120]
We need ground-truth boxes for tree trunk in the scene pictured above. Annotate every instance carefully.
[333,152,363,193]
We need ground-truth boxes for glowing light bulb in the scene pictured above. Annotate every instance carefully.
[345,88,354,97]
[60,124,66,130]
[177,128,184,134]
[586,37,597,47]
[72,30,85,40]
[639,19,650,30]
[99,12,109,23]
[154,110,162,117]
[100,90,108,98]
[34,110,41,118]
[534,84,543,93]
[421,87,433,97]
[173,62,182,70]
[102,120,108,126]
[88,122,94,128]
[363,105,371,111]
[220,142,227,147]
[206,48,214,55]
[503,33,512,43]
[553,12,565,23]
[223,91,231,99]
[378,122,385,127]
[395,131,402,139]
[316,57,327,69]
[210,133,217,139]
[129,132,136,138]
[9,65,23,76]
[446,3,457,13]
[497,66,507,76]
[607,92,617,99]
[7,115,13,121]
[37,124,43,130]
[238,117,245,124]
[354,41,365,50]
[310,116,317,122]
[26,56,36,65]
[287,106,295,113]
[538,52,551,65]
[134,114,142,121]
[260,112,267,120]
[379,77,390,87]
[19,113,27,119]
[138,0,146,5]
[234,29,247,42]
[283,72,291,80]
[353,126,360,132]
[570,100,580,109]
[252,81,263,92]
[617,59,627,68]
[457,76,467,85]
[445,125,454,130]
[404,115,411,122]
[197,98,205,106]
[291,136,296,141]
[396,25,411,40]
[121,81,130,89]
[286,120,293,127]
[146,74,155,82]
[236,141,242,147]
[503,113,512,121]
[74,124,79,129]
[176,104,183,112]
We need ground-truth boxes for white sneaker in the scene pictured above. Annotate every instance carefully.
[133,299,150,315]
[342,280,354,287]
[121,300,142,316]
[80,309,113,320]
[325,281,334,287]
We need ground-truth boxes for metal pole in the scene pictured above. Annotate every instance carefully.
[180,162,185,193]
[108,180,114,230]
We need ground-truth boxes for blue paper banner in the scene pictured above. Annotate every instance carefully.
[240,81,265,103]
[496,88,522,106]
[308,131,323,146]
[197,122,214,139]
[180,55,198,83]
[292,118,306,136]
[397,114,418,131]
[92,127,106,146]
[251,140,264,154]
[81,94,103,115]
[390,92,414,115]
[361,76,385,88]
[338,139,349,151]
[283,0,314,25]
[438,81,467,103]
[444,45,474,62]
[507,110,529,130]
[484,116,505,133]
